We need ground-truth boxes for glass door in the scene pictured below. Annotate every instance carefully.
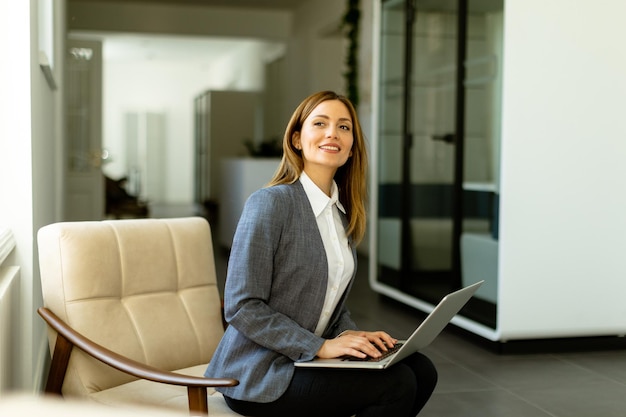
[377,0,461,302]
[375,0,503,328]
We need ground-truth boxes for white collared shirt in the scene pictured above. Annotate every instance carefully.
[300,172,355,336]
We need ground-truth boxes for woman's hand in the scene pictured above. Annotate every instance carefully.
[316,330,398,359]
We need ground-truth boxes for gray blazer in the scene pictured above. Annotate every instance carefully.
[205,181,358,403]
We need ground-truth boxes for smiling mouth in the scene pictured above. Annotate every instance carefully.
[319,145,340,151]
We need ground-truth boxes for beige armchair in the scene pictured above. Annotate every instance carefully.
[37,217,240,416]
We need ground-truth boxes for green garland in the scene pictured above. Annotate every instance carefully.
[342,0,360,107]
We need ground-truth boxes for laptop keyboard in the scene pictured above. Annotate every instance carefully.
[343,342,404,362]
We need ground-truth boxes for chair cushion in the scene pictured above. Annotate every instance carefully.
[89,364,239,416]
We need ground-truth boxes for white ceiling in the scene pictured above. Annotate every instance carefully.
[67,0,306,63]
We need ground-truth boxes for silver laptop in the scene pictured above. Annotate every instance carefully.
[294,281,483,370]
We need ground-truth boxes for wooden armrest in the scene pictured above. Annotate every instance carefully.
[38,307,238,415]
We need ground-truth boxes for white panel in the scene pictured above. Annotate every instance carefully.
[461,233,497,303]
[498,0,626,340]
[377,219,401,270]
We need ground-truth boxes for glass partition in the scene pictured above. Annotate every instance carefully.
[374,0,503,328]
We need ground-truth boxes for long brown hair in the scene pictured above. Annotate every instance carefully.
[267,90,368,244]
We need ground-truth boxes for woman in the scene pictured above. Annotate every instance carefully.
[205,91,437,417]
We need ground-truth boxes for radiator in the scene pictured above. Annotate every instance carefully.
[0,228,19,393]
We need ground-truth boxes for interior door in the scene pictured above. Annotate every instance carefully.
[64,39,104,221]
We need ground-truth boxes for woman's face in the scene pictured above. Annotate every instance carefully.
[292,99,354,175]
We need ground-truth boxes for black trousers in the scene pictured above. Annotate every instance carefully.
[224,353,437,417]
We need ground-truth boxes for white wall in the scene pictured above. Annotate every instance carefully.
[0,0,65,392]
[283,0,347,115]
[498,0,626,339]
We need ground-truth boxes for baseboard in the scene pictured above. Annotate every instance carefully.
[447,323,626,355]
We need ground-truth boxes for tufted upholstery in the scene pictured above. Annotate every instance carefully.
[37,217,239,416]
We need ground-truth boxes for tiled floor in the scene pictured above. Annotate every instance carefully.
[160,206,626,417]
[344,261,626,417]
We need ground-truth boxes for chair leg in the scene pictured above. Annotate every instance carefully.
[45,333,73,395]
[187,386,209,416]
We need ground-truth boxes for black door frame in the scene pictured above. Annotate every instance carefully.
[398,0,468,288]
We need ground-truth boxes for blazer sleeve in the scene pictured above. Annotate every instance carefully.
[223,187,326,362]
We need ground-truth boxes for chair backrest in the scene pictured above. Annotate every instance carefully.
[38,217,224,397]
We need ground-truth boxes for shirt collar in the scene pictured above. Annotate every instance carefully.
[300,172,346,217]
